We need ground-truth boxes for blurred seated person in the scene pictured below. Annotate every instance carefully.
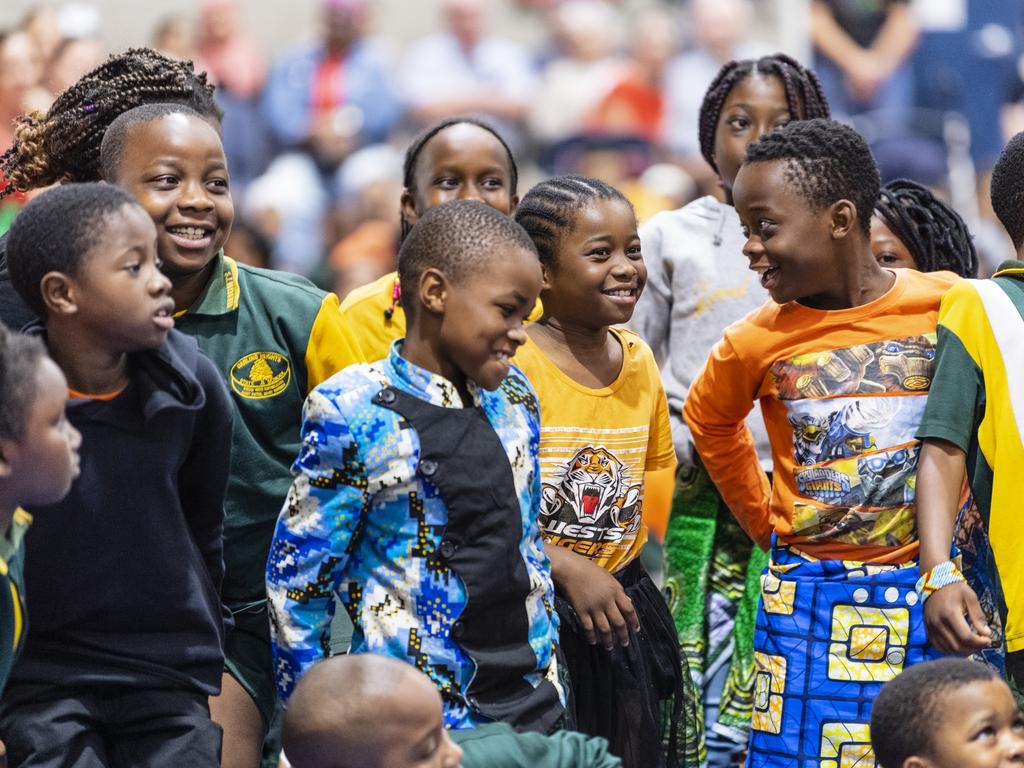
[810,0,918,120]
[262,0,401,172]
[662,0,769,192]
[400,0,535,147]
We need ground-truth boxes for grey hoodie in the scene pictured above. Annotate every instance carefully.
[630,196,772,468]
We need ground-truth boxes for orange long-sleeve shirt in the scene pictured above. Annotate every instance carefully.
[683,269,959,563]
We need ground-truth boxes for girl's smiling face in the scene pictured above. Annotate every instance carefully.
[540,197,646,329]
[109,112,234,283]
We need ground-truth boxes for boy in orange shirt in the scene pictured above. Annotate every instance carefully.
[684,119,956,767]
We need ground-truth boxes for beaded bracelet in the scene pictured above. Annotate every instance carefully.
[915,560,967,604]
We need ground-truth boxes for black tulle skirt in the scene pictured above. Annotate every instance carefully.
[556,559,695,768]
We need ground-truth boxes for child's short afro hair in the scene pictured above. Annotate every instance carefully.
[7,182,142,318]
[991,131,1024,250]
[0,325,49,440]
[871,658,999,768]
[743,118,880,236]
[100,103,206,181]
[398,199,537,315]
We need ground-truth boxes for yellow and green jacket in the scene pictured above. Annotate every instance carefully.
[175,252,364,604]
[918,260,1024,651]
[0,508,31,697]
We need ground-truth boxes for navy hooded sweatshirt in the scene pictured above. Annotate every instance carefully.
[0,234,36,332]
[8,329,233,695]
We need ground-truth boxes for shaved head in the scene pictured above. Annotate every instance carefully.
[282,655,462,768]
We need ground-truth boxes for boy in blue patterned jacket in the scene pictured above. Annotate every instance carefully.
[267,200,563,733]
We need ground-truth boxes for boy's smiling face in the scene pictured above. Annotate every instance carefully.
[733,158,844,306]
[910,679,1024,768]
[432,244,541,394]
[111,112,234,283]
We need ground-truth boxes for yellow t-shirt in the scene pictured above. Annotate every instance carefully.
[514,327,676,573]
[341,271,546,364]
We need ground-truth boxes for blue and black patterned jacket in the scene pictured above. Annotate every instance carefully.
[267,342,561,729]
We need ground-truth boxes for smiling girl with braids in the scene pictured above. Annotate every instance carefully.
[0,48,221,331]
[628,53,829,767]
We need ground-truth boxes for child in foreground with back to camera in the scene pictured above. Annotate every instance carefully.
[98,101,366,766]
[1,182,233,767]
[683,119,961,767]
[916,131,1024,695]
[629,54,830,766]
[267,200,564,733]
[513,175,694,768]
[870,658,1024,768]
[279,655,625,768]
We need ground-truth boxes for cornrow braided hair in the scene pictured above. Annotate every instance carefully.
[514,174,631,267]
[0,47,221,198]
[876,179,979,278]
[698,53,830,173]
[400,116,519,241]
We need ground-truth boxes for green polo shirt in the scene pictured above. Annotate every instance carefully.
[174,253,364,604]
[0,508,32,696]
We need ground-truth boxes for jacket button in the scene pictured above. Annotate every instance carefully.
[438,540,457,560]
[418,459,438,477]
[376,388,396,404]
[466,695,480,711]
[451,620,465,639]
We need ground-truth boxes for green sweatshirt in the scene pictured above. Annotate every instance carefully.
[174,253,364,604]
[452,723,623,767]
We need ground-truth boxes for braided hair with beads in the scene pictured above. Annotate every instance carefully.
[0,48,221,198]
[875,179,978,277]
[514,175,630,268]
[698,53,830,174]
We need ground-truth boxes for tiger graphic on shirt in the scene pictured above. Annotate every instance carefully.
[540,446,644,542]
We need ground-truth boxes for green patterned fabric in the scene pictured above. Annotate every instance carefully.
[663,464,764,759]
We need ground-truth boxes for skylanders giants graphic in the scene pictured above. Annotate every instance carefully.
[540,446,645,566]
[788,397,925,466]
[770,335,937,400]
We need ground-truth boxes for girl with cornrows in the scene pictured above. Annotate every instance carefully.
[340,116,540,362]
[628,53,829,768]
[514,174,697,768]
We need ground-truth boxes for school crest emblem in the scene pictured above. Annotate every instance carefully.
[230,351,291,399]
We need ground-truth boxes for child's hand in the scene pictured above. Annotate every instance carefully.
[924,582,993,655]
[555,552,640,650]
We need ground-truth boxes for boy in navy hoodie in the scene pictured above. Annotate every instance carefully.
[0,182,232,767]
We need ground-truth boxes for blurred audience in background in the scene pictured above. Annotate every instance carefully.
[2,0,1024,281]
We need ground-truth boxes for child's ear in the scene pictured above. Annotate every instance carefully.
[829,199,857,241]
[509,194,520,212]
[418,268,448,316]
[400,188,418,228]
[39,271,78,317]
[539,262,554,291]
[904,755,933,768]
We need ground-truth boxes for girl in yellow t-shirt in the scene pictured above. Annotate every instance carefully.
[514,175,693,768]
